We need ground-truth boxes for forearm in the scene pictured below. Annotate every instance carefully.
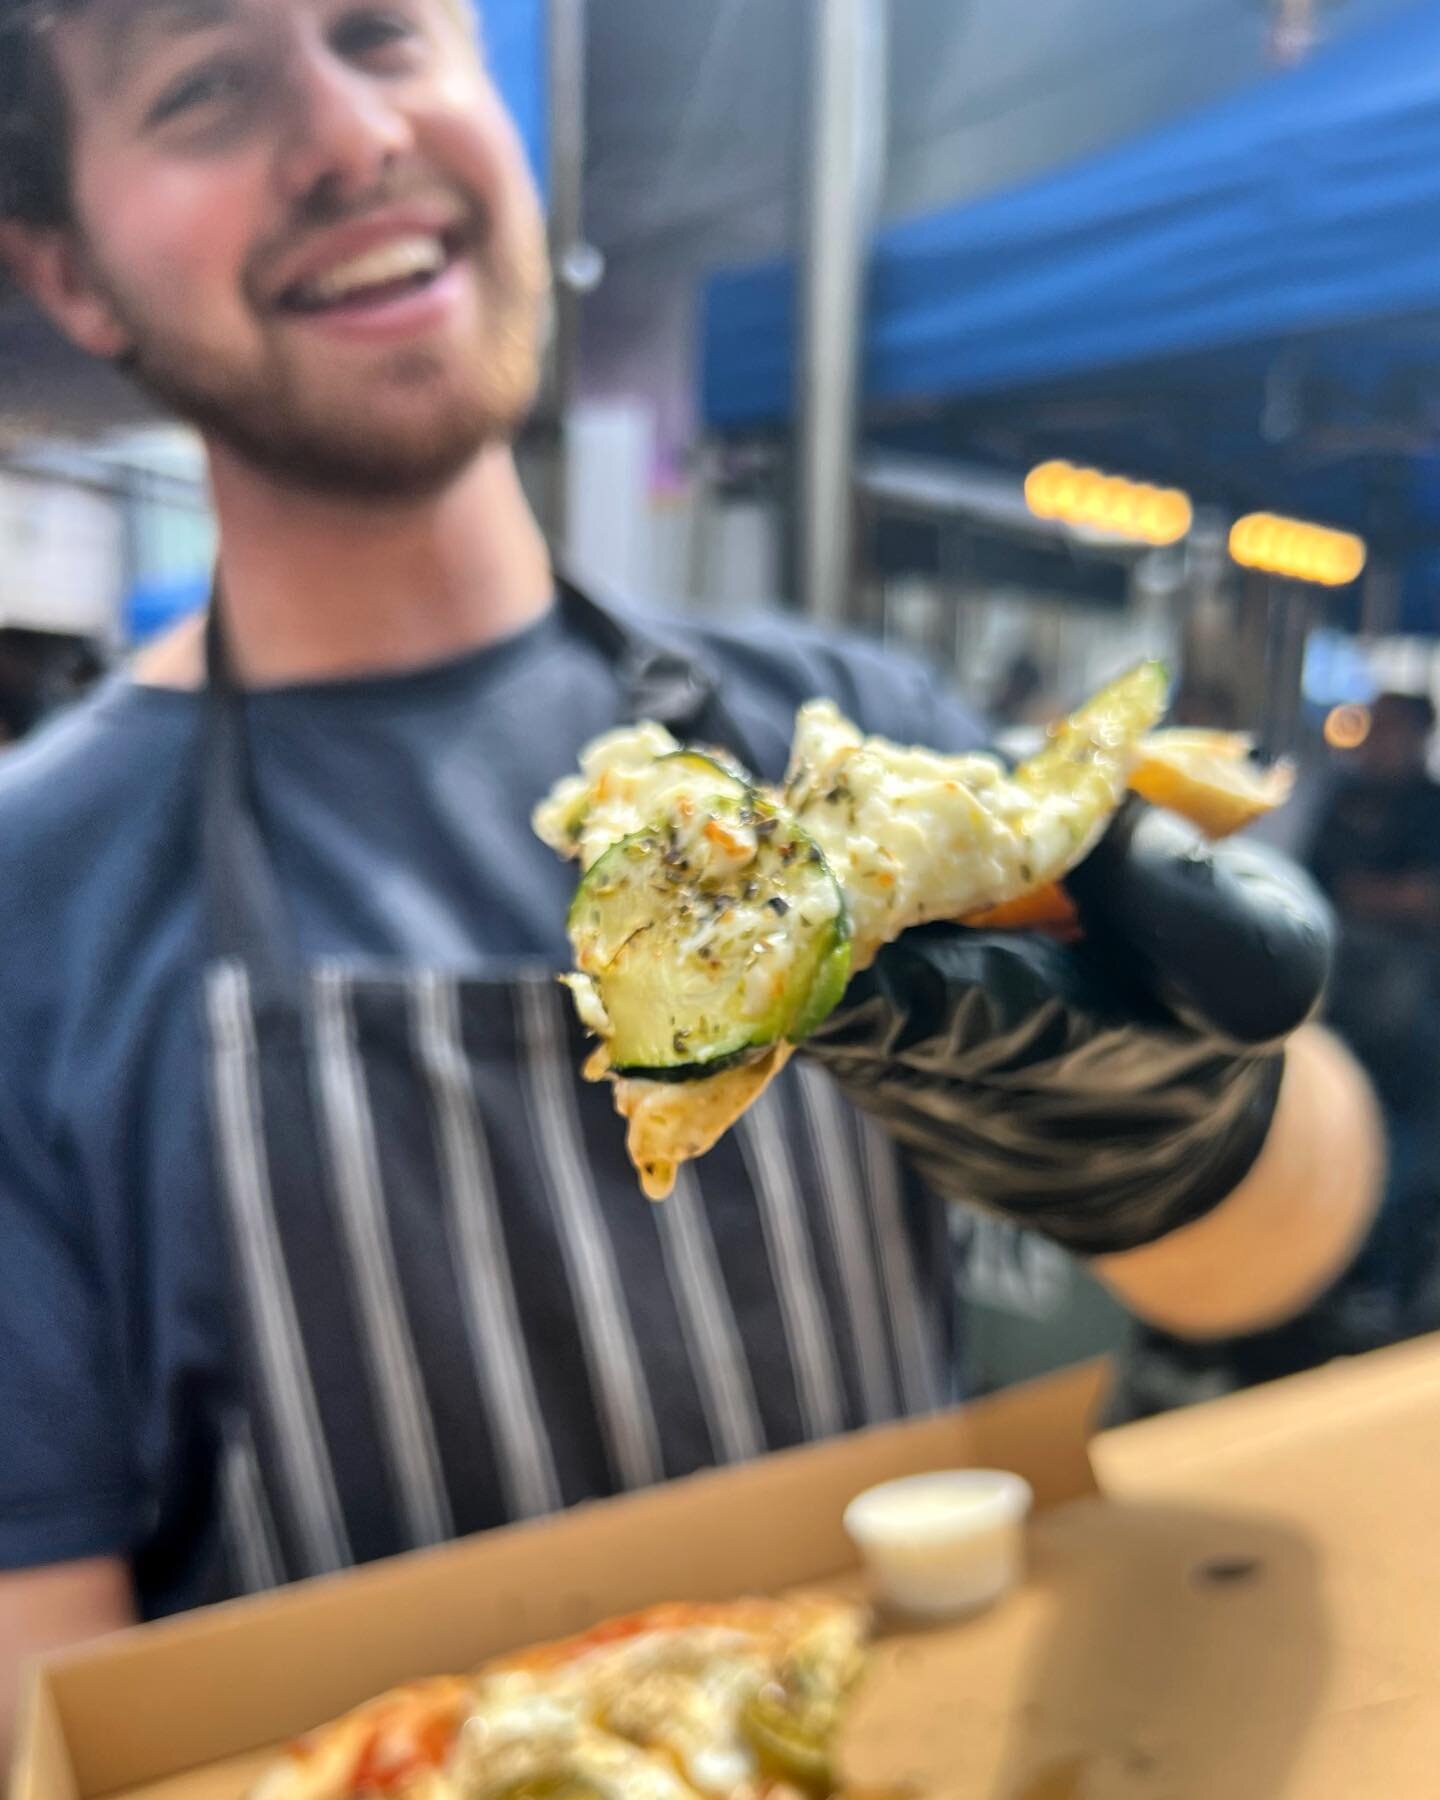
[1,1558,135,1779]
[1094,1026,1384,1339]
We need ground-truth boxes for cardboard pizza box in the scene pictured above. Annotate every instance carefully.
[14,1339,1440,1800]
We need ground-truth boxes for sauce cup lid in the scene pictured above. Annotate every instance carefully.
[843,1469,1035,1548]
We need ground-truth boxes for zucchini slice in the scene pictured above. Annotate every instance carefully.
[568,790,851,1079]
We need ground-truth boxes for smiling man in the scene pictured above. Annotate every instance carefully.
[0,0,1382,1763]
[15,0,548,489]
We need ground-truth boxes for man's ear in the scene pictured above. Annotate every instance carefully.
[0,220,132,358]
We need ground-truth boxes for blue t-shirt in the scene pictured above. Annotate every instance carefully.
[0,598,983,1616]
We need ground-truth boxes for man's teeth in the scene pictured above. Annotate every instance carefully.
[292,234,448,306]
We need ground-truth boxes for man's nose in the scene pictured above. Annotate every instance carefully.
[275,53,416,211]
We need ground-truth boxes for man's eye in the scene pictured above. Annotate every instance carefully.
[148,59,253,127]
[330,8,420,60]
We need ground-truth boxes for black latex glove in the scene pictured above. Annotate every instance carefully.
[801,803,1334,1257]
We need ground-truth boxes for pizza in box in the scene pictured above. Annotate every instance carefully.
[250,1596,868,1800]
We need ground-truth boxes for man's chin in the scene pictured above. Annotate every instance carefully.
[225,422,507,502]
[183,400,526,502]
[121,350,539,503]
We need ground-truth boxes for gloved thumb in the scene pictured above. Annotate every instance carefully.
[1063,802,1333,1048]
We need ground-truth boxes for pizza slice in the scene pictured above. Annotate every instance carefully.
[533,665,1173,1197]
[246,1598,869,1800]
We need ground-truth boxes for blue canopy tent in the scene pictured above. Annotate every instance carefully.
[701,0,1440,625]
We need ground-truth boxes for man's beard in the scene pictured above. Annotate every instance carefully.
[106,252,549,502]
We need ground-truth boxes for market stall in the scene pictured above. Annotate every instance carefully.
[702,0,1440,615]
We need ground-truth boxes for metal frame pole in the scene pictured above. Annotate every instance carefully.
[545,0,592,547]
[795,0,888,625]
[1260,577,1312,759]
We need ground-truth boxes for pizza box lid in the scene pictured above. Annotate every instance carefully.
[16,1337,1440,1800]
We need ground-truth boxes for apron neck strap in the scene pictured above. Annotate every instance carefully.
[202,592,305,985]
[554,571,753,753]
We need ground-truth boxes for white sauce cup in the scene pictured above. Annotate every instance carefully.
[843,1469,1035,1618]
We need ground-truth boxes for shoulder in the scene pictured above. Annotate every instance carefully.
[0,674,194,853]
[617,600,988,777]
[0,677,197,980]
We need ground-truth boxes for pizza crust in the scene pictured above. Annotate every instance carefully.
[607,1050,795,1203]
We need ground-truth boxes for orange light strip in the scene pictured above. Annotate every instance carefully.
[1230,513,1367,588]
[1024,459,1193,547]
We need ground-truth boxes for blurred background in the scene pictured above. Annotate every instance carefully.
[3,0,1440,1408]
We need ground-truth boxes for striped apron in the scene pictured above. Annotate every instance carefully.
[201,580,951,1594]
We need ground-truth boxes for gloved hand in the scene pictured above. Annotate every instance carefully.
[801,803,1334,1256]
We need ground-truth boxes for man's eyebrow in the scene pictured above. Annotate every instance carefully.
[98,0,236,90]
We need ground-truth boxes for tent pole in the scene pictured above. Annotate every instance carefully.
[795,0,887,625]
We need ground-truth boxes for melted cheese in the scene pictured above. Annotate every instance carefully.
[533,724,725,873]
[451,1692,698,1800]
[575,1628,768,1798]
[785,702,1093,964]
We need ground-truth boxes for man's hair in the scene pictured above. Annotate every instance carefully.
[0,0,483,228]
[0,0,84,227]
